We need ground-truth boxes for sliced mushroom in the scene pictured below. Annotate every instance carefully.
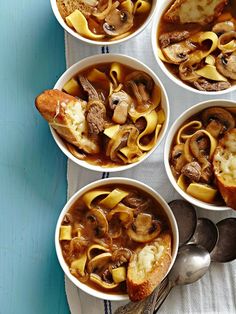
[87,244,109,260]
[112,248,132,264]
[189,131,210,161]
[90,273,118,289]
[189,131,214,183]
[109,91,133,124]
[159,31,190,49]
[125,71,154,92]
[181,161,201,182]
[87,252,112,273]
[162,40,196,64]
[171,143,187,175]
[103,9,133,36]
[218,31,236,53]
[86,208,108,237]
[216,51,236,80]
[109,91,131,109]
[212,21,235,35]
[78,75,99,100]
[127,213,161,243]
[193,78,231,91]
[108,218,122,238]
[179,61,200,82]
[202,107,235,137]
[124,71,154,107]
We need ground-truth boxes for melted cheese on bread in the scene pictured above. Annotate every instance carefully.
[164,0,227,25]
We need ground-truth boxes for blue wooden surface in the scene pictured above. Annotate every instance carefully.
[0,1,70,313]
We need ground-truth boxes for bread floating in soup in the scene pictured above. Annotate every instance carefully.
[56,0,152,41]
[59,184,172,301]
[35,62,165,167]
[170,106,236,209]
[157,0,236,91]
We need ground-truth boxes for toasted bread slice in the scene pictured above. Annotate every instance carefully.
[56,0,94,19]
[213,128,236,210]
[164,0,228,25]
[35,90,100,154]
[127,232,172,302]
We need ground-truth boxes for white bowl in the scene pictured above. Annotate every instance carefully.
[53,53,169,172]
[164,99,235,211]
[151,0,236,95]
[50,0,157,45]
[55,177,179,301]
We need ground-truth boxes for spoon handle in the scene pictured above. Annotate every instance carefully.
[141,277,169,314]
[153,281,173,313]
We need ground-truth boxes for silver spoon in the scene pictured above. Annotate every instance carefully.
[211,218,236,262]
[153,244,211,313]
[115,200,198,314]
[168,200,197,246]
[189,218,219,253]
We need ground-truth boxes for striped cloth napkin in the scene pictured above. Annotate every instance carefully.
[63,18,236,314]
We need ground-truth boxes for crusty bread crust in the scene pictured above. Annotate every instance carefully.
[35,90,99,154]
[213,128,236,210]
[127,233,172,302]
[164,0,228,25]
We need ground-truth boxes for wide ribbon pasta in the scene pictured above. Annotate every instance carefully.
[179,32,219,81]
[66,10,105,40]
[99,188,129,209]
[106,125,141,162]
[82,189,110,208]
[176,121,203,144]
[109,62,125,87]
[137,110,159,151]
[120,0,134,14]
[218,32,236,53]
[133,0,151,14]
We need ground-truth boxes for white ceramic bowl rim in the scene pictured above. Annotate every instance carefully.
[50,0,158,45]
[55,177,179,301]
[53,53,170,172]
[164,99,235,211]
[151,0,236,95]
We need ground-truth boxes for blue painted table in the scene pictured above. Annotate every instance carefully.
[1,1,70,313]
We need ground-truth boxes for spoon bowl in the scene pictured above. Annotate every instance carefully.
[152,244,211,313]
[169,200,197,246]
[189,218,219,253]
[211,218,236,262]
[168,244,211,285]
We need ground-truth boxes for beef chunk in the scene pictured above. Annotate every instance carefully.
[194,79,231,91]
[181,161,201,182]
[159,31,190,48]
[123,192,151,215]
[86,101,106,134]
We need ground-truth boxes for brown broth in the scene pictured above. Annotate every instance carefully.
[62,62,163,167]
[157,0,236,90]
[60,184,172,294]
[170,107,236,205]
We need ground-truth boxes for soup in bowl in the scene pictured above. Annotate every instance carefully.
[165,99,236,211]
[55,178,178,301]
[51,0,157,44]
[35,54,169,172]
[152,0,236,94]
